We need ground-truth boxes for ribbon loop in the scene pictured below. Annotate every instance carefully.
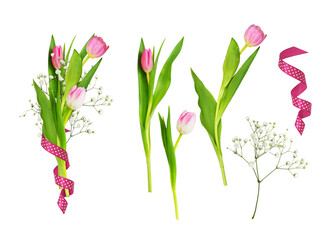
[41,135,74,213]
[278,47,311,135]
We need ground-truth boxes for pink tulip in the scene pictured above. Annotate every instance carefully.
[244,24,267,47]
[176,111,196,135]
[141,49,153,73]
[66,86,86,110]
[86,36,109,58]
[51,46,63,69]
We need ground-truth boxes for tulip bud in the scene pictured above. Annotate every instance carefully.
[51,46,63,69]
[66,86,86,110]
[176,111,196,135]
[244,24,267,47]
[86,36,109,58]
[141,49,153,73]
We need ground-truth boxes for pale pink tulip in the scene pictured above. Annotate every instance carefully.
[51,46,63,69]
[176,111,196,135]
[141,49,153,73]
[86,36,109,58]
[244,24,267,47]
[66,86,86,110]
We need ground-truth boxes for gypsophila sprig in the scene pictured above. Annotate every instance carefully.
[66,111,95,143]
[83,75,113,113]
[227,117,308,219]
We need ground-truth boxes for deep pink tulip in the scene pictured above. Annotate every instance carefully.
[176,111,196,135]
[244,24,267,47]
[86,36,109,58]
[141,49,153,73]
[66,86,86,110]
[51,46,63,69]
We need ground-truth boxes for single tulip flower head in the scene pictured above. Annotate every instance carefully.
[66,86,86,110]
[244,24,267,47]
[176,111,196,135]
[86,36,109,59]
[141,49,153,73]
[51,45,63,69]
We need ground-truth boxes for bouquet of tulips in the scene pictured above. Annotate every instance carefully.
[191,24,266,186]
[26,34,110,213]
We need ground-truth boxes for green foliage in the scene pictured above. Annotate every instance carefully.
[48,35,57,96]
[78,58,102,89]
[159,107,177,186]
[191,69,221,146]
[66,35,76,62]
[33,81,57,145]
[218,47,260,116]
[151,38,184,113]
[138,39,148,128]
[63,50,82,101]
[80,34,95,60]
[221,38,240,91]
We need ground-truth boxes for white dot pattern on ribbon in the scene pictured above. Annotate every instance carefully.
[279,47,312,135]
[41,135,74,214]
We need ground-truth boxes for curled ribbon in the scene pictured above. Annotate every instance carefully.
[41,134,74,213]
[278,47,311,135]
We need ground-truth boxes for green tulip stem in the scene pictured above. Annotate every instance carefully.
[240,45,247,55]
[172,186,179,220]
[174,134,182,151]
[146,72,150,84]
[82,56,90,66]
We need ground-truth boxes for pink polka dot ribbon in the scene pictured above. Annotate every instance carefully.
[41,134,74,213]
[278,47,311,135]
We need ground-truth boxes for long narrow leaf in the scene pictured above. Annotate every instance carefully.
[33,81,57,145]
[138,39,148,128]
[78,58,102,89]
[159,108,177,186]
[148,39,165,99]
[191,69,219,146]
[80,34,95,60]
[218,47,260,116]
[221,38,240,91]
[48,35,57,96]
[151,37,184,114]
[64,50,82,101]
[66,35,76,62]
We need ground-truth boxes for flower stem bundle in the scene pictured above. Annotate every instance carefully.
[137,38,184,192]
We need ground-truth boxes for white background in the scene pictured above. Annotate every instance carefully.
[0,0,332,239]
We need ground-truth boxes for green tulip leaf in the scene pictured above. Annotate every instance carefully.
[66,35,76,63]
[159,107,177,186]
[33,81,57,145]
[148,40,165,105]
[191,69,221,146]
[63,50,82,101]
[151,37,184,114]
[48,35,57,97]
[138,39,148,128]
[221,38,240,91]
[80,34,95,60]
[78,58,102,89]
[218,47,260,116]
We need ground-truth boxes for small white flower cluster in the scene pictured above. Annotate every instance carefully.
[83,75,112,114]
[67,110,95,143]
[228,117,307,179]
